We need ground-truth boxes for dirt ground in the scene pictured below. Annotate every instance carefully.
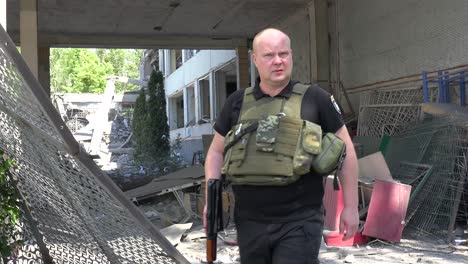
[171,223,468,264]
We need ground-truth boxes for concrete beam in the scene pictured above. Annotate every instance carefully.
[9,32,248,49]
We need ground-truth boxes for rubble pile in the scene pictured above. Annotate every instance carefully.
[109,114,132,149]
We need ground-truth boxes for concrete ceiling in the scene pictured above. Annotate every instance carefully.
[7,0,311,49]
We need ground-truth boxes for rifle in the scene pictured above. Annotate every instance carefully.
[206,178,223,264]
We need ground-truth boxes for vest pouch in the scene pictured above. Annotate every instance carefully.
[222,123,251,174]
[226,118,297,185]
[221,129,235,175]
[275,116,302,158]
[293,120,322,175]
[311,133,346,175]
[256,115,279,152]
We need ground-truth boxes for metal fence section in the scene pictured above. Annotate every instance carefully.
[385,112,468,241]
[0,27,188,263]
[357,87,424,137]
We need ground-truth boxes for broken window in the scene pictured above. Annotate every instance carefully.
[168,92,184,130]
[198,77,210,123]
[213,62,237,119]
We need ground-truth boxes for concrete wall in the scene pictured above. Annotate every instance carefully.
[275,8,312,84]
[338,0,468,89]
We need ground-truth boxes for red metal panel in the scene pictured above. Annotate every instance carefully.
[325,231,368,247]
[363,179,411,242]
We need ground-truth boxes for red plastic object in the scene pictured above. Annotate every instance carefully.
[363,179,411,242]
[324,231,367,247]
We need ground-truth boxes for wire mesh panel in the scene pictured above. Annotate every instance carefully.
[357,88,423,137]
[0,27,188,263]
[384,114,468,241]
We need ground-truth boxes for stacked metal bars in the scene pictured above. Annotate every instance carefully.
[422,69,467,106]
[385,114,468,241]
[0,26,188,263]
[357,87,424,138]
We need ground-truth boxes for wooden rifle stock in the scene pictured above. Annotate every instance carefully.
[206,179,223,263]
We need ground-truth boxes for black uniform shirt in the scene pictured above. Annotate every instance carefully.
[214,78,344,222]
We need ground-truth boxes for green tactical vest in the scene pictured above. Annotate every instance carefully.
[221,83,325,186]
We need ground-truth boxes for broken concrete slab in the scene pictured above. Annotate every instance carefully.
[160,222,193,246]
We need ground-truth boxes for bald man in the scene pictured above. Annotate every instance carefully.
[205,28,359,264]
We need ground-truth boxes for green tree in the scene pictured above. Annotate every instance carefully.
[133,87,147,162]
[51,48,142,94]
[95,49,143,93]
[0,150,21,262]
[147,70,170,160]
[50,48,113,93]
[132,70,170,167]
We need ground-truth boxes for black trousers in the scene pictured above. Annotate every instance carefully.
[236,210,324,264]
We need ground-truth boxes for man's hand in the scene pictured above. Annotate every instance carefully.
[203,204,207,231]
[339,206,359,240]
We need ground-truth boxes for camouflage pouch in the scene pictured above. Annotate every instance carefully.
[293,120,322,175]
[311,133,346,175]
[256,115,279,152]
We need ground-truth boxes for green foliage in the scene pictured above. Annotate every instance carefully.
[50,48,143,94]
[96,49,143,93]
[147,70,170,158]
[133,88,148,161]
[133,70,171,168]
[0,150,22,259]
[164,133,185,172]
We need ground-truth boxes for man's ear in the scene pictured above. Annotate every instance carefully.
[252,53,258,67]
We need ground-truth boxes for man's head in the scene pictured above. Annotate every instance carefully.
[252,28,293,90]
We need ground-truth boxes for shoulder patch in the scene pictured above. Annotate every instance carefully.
[330,95,342,115]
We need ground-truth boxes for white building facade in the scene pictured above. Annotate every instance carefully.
[158,49,252,163]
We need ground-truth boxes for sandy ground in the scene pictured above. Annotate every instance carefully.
[168,223,468,264]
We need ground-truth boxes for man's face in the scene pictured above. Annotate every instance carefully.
[253,32,293,89]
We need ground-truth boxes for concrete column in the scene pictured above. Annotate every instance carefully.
[158,49,165,75]
[215,71,227,116]
[38,46,51,96]
[20,0,39,79]
[249,50,257,86]
[308,1,318,83]
[0,0,6,31]
[236,46,249,90]
[208,71,215,121]
[164,50,171,77]
[194,81,200,123]
[170,50,176,73]
[308,0,330,86]
[183,87,188,127]
[182,49,187,64]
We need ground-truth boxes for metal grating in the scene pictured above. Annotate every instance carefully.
[0,27,188,263]
[385,114,468,241]
[357,88,423,137]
